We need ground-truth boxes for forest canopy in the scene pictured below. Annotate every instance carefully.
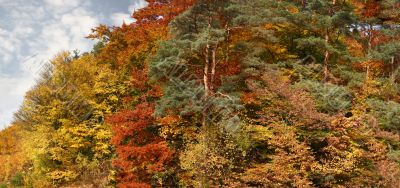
[1,0,400,187]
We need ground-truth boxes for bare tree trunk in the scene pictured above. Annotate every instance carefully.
[202,11,213,128]
[225,23,230,63]
[366,27,373,81]
[204,44,210,97]
[323,0,336,82]
[202,44,211,128]
[390,56,396,84]
[204,12,213,98]
[210,46,217,93]
[323,33,330,82]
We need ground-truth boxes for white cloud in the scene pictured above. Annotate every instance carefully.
[43,0,89,15]
[111,0,149,26]
[0,28,22,63]
[0,74,34,129]
[43,0,81,7]
[28,7,99,67]
[128,0,148,13]
[0,0,148,129]
[108,0,148,27]
[111,13,135,26]
[0,0,100,129]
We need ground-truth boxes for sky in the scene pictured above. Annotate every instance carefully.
[0,0,147,130]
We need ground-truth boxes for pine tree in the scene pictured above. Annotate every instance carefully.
[293,0,356,82]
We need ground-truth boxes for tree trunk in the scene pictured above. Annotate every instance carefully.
[323,0,335,82]
[210,46,216,93]
[204,44,210,97]
[323,33,330,82]
[366,27,373,81]
[225,23,230,63]
[366,64,370,81]
[390,56,396,84]
[203,44,210,128]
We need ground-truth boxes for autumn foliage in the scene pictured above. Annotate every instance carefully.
[1,0,400,187]
[107,103,174,187]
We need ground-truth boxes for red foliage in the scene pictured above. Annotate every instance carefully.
[108,103,174,187]
[88,0,197,68]
[104,1,197,186]
[133,0,196,25]
[362,0,380,18]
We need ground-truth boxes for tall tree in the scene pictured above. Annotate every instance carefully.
[293,0,356,81]
[100,0,196,187]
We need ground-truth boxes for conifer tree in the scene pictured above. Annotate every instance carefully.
[293,0,356,81]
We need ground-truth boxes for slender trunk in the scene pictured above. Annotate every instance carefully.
[366,27,373,81]
[323,0,336,82]
[225,23,230,63]
[210,46,216,93]
[323,33,330,82]
[203,12,212,128]
[390,56,396,84]
[204,11,212,98]
[202,44,210,128]
[204,44,210,97]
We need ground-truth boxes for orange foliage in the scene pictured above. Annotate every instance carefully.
[352,0,380,18]
[103,1,196,186]
[88,0,196,68]
[107,103,174,187]
[0,125,26,183]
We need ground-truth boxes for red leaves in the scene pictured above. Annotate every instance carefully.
[108,103,174,187]
[103,1,195,186]
[133,0,196,25]
[363,0,380,18]
[352,0,380,18]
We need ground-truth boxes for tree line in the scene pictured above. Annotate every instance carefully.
[1,0,400,187]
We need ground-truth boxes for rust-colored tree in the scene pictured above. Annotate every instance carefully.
[107,103,174,187]
[99,1,196,187]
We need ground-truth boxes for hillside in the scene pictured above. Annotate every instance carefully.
[1,0,400,187]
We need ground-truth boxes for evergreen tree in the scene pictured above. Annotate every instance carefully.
[293,0,356,81]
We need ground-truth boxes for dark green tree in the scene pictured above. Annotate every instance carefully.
[293,0,356,81]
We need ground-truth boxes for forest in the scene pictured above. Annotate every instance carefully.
[1,0,400,187]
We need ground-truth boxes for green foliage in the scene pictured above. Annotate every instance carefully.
[10,172,24,187]
[367,98,400,132]
[1,0,400,187]
[296,80,353,114]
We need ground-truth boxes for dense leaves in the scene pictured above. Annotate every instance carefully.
[1,0,400,187]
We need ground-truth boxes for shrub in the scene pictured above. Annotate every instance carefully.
[295,80,352,114]
[10,172,24,187]
[367,98,400,132]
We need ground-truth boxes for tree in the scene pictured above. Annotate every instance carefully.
[98,0,196,186]
[293,0,356,82]
[14,52,125,187]
[107,103,174,188]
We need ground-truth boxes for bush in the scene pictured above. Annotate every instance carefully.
[0,183,7,188]
[367,98,400,132]
[295,80,352,114]
[10,172,24,187]
[331,66,365,89]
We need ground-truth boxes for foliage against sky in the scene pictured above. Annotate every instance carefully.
[1,0,400,187]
